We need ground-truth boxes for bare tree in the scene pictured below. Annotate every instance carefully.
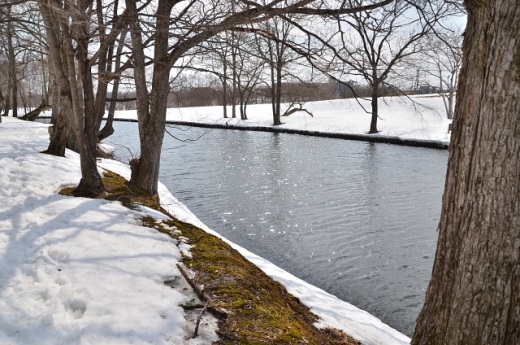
[334,0,456,133]
[124,0,395,195]
[38,0,130,196]
[420,28,464,119]
[257,14,302,125]
[282,0,457,133]
[412,0,519,343]
[0,5,20,117]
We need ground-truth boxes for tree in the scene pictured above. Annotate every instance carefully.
[257,14,302,125]
[38,0,130,195]
[412,0,519,344]
[334,0,456,133]
[420,27,463,119]
[125,0,394,195]
[283,0,456,133]
[234,32,266,120]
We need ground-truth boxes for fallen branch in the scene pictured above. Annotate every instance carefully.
[176,263,227,319]
[191,305,208,338]
[282,102,314,117]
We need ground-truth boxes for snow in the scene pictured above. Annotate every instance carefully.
[0,97,435,345]
[0,118,218,345]
[113,94,452,145]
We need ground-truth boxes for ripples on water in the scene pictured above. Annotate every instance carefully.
[108,123,448,336]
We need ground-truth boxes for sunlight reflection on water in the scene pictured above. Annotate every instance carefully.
[108,122,447,336]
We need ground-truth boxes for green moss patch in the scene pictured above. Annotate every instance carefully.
[155,217,359,345]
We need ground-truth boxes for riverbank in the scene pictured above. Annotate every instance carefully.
[0,118,410,344]
[39,95,451,149]
[113,95,452,149]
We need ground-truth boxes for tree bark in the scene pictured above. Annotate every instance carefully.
[412,1,520,344]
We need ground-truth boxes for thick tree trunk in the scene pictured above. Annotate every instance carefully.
[131,73,168,195]
[39,0,105,196]
[126,0,171,195]
[44,99,70,157]
[412,1,520,344]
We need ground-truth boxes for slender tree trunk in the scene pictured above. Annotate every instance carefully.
[0,88,4,123]
[99,27,127,141]
[3,84,11,117]
[274,54,283,126]
[447,70,457,120]
[267,37,278,124]
[7,12,17,118]
[369,82,379,134]
[231,32,238,119]
[222,59,228,118]
[412,1,520,344]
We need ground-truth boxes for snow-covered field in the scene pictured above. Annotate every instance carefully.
[0,115,414,344]
[114,94,452,145]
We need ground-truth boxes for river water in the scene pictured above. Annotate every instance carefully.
[107,122,448,336]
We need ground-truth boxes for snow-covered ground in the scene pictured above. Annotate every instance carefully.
[0,119,219,345]
[0,103,428,344]
[113,94,452,145]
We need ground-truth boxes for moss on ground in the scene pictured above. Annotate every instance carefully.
[60,170,359,345]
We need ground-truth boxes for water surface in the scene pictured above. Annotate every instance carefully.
[107,122,447,336]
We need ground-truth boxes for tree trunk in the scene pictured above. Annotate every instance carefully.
[126,0,172,195]
[20,100,50,121]
[274,49,283,126]
[44,97,70,157]
[231,32,238,119]
[7,12,17,118]
[368,82,379,134]
[130,60,169,195]
[222,58,228,118]
[39,0,105,196]
[267,38,279,125]
[412,1,520,344]
[0,88,5,122]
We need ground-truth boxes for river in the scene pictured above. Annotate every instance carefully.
[106,121,448,336]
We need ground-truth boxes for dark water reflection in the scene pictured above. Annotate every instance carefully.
[107,122,447,336]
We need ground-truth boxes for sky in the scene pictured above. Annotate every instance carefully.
[0,96,440,344]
